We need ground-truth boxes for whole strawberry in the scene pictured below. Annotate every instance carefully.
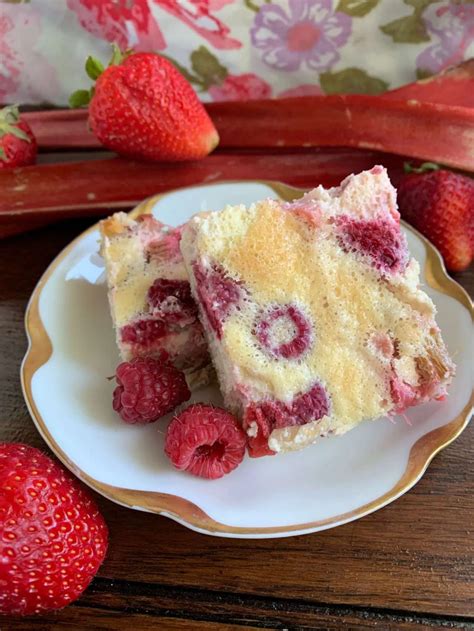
[0,443,108,616]
[70,47,219,162]
[398,163,474,272]
[0,105,37,168]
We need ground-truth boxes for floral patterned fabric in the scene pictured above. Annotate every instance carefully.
[1,0,473,105]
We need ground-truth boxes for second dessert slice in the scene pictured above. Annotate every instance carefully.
[100,212,208,374]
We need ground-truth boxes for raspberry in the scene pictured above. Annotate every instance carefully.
[120,319,169,347]
[113,357,190,424]
[254,304,312,359]
[146,227,184,263]
[147,278,197,325]
[244,382,330,457]
[337,217,408,273]
[390,376,418,414]
[165,404,247,479]
[193,262,243,338]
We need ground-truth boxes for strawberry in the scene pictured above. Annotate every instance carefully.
[0,443,108,616]
[165,404,247,479]
[397,163,474,272]
[0,106,37,169]
[70,46,219,162]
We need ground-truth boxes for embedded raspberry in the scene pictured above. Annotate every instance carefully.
[244,382,330,457]
[193,262,243,338]
[255,304,312,359]
[165,404,247,479]
[146,226,184,262]
[136,214,159,226]
[120,318,169,348]
[148,278,197,325]
[337,217,408,273]
[290,383,330,425]
[389,377,418,414]
[113,357,190,424]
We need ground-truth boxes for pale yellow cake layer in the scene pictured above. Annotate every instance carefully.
[100,213,187,328]
[188,201,448,434]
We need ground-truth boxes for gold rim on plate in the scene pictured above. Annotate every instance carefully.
[21,181,474,536]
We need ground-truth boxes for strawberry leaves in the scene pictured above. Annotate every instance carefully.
[85,56,104,81]
[70,44,131,109]
[0,105,32,142]
[69,89,93,108]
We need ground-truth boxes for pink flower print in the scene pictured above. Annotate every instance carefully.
[417,3,474,76]
[0,5,61,104]
[153,1,241,50]
[278,84,322,98]
[208,0,236,8]
[69,0,241,55]
[250,0,351,72]
[67,0,166,51]
[209,73,272,101]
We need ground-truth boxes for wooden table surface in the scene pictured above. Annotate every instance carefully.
[2,218,473,631]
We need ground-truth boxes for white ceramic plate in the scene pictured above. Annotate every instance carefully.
[22,181,473,539]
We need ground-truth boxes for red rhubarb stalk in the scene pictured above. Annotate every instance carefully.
[0,150,406,238]
[382,59,474,108]
[22,109,97,149]
[208,95,474,171]
[24,95,474,172]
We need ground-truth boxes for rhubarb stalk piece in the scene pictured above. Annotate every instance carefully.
[209,95,474,172]
[0,150,407,238]
[382,59,474,108]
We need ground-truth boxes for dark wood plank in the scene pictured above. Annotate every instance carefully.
[5,610,255,631]
[6,580,474,630]
[1,221,473,626]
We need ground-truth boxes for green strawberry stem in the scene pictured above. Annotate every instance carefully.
[404,161,440,174]
[0,105,31,142]
[85,56,104,81]
[69,89,93,109]
[69,43,132,109]
[109,43,132,66]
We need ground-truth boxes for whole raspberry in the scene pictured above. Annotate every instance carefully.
[244,382,330,457]
[337,217,408,274]
[193,262,243,338]
[255,304,312,359]
[113,358,190,424]
[147,278,197,325]
[165,404,247,479]
[0,443,108,615]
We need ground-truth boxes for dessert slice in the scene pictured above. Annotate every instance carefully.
[100,212,208,374]
[180,166,455,457]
